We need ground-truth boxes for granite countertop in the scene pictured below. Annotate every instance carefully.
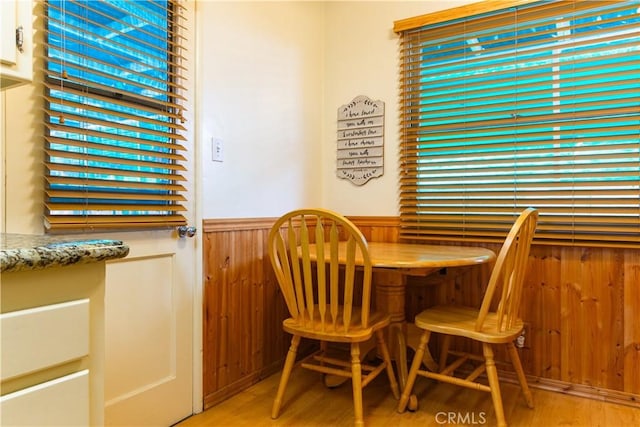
[0,233,130,273]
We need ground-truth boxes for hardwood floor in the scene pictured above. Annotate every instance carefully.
[177,367,640,426]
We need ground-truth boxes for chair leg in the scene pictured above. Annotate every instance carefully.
[439,335,451,372]
[483,343,507,427]
[397,330,430,413]
[271,335,301,419]
[376,329,400,399]
[507,341,534,408]
[350,343,364,427]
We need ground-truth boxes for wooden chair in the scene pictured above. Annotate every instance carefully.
[397,208,539,427]
[268,208,400,427]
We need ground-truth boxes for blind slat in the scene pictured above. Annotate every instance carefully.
[46,202,187,212]
[45,136,187,162]
[45,149,187,172]
[44,122,186,149]
[46,175,187,192]
[45,163,187,182]
[45,190,187,202]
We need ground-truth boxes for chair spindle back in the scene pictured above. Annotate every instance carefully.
[476,208,538,333]
[268,208,373,333]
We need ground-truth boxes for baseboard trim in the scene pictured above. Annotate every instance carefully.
[497,370,640,409]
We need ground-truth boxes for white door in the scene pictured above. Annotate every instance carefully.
[103,227,197,426]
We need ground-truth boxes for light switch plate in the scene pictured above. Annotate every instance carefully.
[212,137,224,162]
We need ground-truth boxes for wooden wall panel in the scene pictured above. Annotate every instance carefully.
[202,219,317,409]
[202,216,640,408]
[624,250,640,394]
[202,221,289,409]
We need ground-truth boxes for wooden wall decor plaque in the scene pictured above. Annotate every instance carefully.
[337,95,384,185]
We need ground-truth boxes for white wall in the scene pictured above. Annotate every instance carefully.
[198,1,325,219]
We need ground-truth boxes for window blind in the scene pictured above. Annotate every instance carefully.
[44,0,188,231]
[395,0,640,247]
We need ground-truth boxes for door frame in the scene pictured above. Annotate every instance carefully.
[191,0,204,415]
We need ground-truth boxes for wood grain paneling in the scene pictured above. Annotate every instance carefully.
[202,216,640,408]
[202,218,316,409]
[202,220,284,409]
[625,250,640,394]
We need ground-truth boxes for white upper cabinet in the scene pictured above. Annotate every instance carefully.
[1,0,33,90]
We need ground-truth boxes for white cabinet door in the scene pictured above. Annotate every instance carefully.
[0,1,18,65]
[0,0,32,89]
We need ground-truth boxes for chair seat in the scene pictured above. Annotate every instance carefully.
[415,305,524,344]
[283,307,391,343]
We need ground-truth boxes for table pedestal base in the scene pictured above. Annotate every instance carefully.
[374,268,439,392]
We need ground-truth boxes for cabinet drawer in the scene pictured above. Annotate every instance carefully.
[1,299,89,380]
[0,369,89,426]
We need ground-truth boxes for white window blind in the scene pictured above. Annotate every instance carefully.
[395,0,640,248]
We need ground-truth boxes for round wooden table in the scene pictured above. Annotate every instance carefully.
[308,241,496,393]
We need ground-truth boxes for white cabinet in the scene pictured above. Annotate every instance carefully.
[0,0,33,90]
[0,263,106,426]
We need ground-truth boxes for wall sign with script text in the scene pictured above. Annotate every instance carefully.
[337,95,384,185]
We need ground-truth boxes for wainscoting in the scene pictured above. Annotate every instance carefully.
[202,216,640,410]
